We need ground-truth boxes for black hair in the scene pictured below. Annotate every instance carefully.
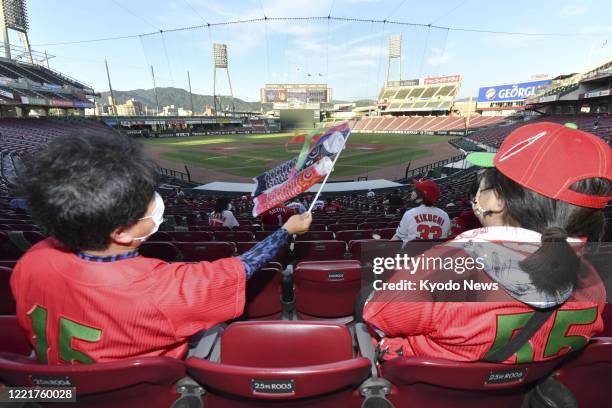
[214,197,230,214]
[20,132,158,251]
[478,168,611,294]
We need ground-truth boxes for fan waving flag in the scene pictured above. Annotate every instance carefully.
[251,122,352,217]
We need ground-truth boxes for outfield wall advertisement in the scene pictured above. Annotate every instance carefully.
[477,79,552,102]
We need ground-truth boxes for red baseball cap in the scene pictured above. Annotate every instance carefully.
[467,122,612,209]
[413,179,441,203]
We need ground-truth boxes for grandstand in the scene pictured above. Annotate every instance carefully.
[353,115,505,134]
[378,75,461,115]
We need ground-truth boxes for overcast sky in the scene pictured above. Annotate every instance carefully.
[25,0,612,101]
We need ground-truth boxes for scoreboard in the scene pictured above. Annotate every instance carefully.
[261,84,332,109]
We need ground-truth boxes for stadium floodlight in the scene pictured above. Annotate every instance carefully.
[0,0,32,62]
[213,43,228,68]
[388,35,401,59]
[1,0,27,31]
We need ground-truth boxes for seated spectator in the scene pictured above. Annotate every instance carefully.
[10,132,312,364]
[208,197,239,228]
[324,197,342,213]
[260,204,294,229]
[449,209,481,238]
[287,199,307,214]
[365,122,611,363]
[367,189,376,198]
[392,180,450,241]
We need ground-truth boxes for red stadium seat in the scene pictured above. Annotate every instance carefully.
[0,315,31,355]
[348,239,403,265]
[328,223,358,233]
[166,231,213,242]
[293,260,362,322]
[139,242,180,262]
[174,241,235,262]
[185,321,371,408]
[335,229,375,243]
[233,225,260,232]
[149,231,173,242]
[554,337,612,407]
[294,230,334,241]
[236,241,256,254]
[213,230,254,243]
[0,266,16,315]
[243,268,282,319]
[293,240,347,263]
[309,223,327,231]
[358,222,388,230]
[602,303,612,337]
[377,228,397,239]
[0,231,23,260]
[381,355,563,408]
[254,230,275,241]
[0,352,187,408]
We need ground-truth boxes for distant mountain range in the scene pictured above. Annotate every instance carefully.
[99,87,376,112]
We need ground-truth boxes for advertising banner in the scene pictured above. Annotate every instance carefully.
[478,80,552,102]
[424,75,461,85]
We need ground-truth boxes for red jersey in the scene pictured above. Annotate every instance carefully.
[325,202,342,213]
[10,238,246,364]
[364,227,605,363]
[260,206,293,228]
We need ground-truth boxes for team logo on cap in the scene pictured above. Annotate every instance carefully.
[485,88,496,100]
[499,131,547,162]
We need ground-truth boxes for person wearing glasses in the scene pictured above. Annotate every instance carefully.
[365,122,611,363]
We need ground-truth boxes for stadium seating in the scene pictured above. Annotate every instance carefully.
[554,337,612,407]
[335,229,375,243]
[0,266,16,315]
[166,231,213,242]
[293,240,347,263]
[294,230,335,241]
[185,321,371,407]
[139,242,181,262]
[242,267,283,319]
[213,230,255,243]
[174,242,235,262]
[381,355,563,408]
[293,261,362,322]
[349,239,403,266]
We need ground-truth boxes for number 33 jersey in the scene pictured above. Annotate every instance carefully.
[393,204,451,241]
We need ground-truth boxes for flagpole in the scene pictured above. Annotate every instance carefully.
[307,119,360,213]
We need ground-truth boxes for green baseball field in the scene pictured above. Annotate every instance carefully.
[142,132,457,179]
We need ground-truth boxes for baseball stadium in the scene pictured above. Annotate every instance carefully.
[0,1,611,407]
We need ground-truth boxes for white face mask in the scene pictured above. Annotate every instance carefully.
[134,192,165,241]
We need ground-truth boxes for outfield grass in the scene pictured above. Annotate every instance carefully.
[144,132,454,178]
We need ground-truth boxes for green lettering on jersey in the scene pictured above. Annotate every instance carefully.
[543,307,597,358]
[59,318,102,364]
[485,312,535,363]
[28,305,49,364]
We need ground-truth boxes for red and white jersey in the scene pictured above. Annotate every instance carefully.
[260,206,294,227]
[393,204,450,241]
[10,238,246,364]
[208,210,239,228]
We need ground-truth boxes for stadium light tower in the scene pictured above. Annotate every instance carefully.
[0,0,32,63]
[386,35,402,85]
[213,43,235,114]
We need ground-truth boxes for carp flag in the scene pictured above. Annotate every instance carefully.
[252,122,351,216]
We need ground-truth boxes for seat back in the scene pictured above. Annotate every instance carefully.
[377,228,397,239]
[185,321,370,407]
[328,223,358,233]
[0,266,15,315]
[293,240,346,263]
[0,316,31,355]
[244,268,282,319]
[349,239,403,265]
[0,354,186,408]
[139,242,180,262]
[294,230,334,241]
[166,231,213,242]
[294,260,362,319]
[382,355,563,408]
[213,230,254,243]
[335,229,375,243]
[554,337,612,408]
[174,242,235,262]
